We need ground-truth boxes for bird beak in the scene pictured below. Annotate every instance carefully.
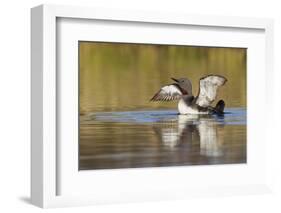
[171,77,179,83]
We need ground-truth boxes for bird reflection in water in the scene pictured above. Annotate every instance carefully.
[153,114,224,157]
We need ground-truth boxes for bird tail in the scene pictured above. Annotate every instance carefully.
[214,100,225,114]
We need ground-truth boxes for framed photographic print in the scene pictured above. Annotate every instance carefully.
[31,4,274,208]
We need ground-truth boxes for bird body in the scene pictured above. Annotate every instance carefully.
[150,75,227,115]
[178,98,206,114]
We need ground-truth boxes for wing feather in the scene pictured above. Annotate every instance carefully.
[150,84,183,102]
[195,75,227,107]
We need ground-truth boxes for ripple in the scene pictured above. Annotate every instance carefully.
[81,108,246,126]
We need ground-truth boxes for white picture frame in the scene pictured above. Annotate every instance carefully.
[31,4,274,208]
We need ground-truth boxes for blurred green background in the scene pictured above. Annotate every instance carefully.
[79,42,246,114]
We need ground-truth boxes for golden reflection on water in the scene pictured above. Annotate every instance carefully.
[79,112,246,170]
[79,42,246,114]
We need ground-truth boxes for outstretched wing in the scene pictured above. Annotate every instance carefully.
[195,75,227,107]
[150,84,185,101]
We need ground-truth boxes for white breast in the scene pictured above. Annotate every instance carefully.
[178,99,208,115]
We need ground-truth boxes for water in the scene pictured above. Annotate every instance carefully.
[79,42,247,170]
[79,108,246,170]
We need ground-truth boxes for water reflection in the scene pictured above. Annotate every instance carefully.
[153,114,224,157]
[79,109,246,170]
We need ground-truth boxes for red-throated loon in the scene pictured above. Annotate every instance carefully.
[150,75,227,115]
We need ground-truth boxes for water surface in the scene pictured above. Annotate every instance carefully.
[79,108,246,170]
[79,42,247,170]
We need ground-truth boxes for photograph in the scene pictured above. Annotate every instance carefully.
[79,41,247,170]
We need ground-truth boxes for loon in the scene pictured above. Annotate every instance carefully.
[150,75,227,115]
